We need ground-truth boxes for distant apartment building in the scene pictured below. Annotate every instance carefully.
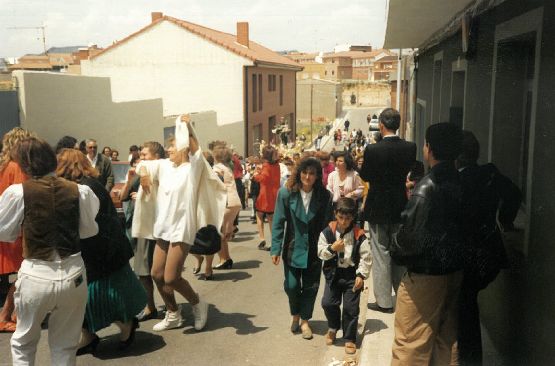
[82,12,301,155]
[286,52,326,80]
[8,46,102,73]
[372,53,398,81]
[322,52,353,80]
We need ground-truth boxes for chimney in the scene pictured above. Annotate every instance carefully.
[237,22,249,48]
[151,12,163,23]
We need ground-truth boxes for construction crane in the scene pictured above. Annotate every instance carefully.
[6,24,47,54]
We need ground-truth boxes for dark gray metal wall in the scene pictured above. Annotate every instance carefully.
[0,90,19,137]
[415,1,554,364]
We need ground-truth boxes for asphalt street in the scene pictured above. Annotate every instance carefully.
[319,106,384,152]
[0,210,374,366]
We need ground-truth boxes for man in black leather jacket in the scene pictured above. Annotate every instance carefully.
[390,123,465,366]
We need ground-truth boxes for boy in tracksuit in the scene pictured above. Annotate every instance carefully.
[318,197,372,355]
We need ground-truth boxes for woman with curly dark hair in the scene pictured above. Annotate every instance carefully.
[326,151,363,205]
[271,157,333,340]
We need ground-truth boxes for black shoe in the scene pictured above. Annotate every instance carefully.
[213,259,233,270]
[233,227,239,234]
[118,318,139,351]
[77,335,100,356]
[198,274,214,281]
[136,308,158,322]
[367,303,394,313]
[257,240,266,250]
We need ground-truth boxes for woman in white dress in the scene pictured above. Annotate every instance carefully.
[136,115,226,332]
[211,145,242,271]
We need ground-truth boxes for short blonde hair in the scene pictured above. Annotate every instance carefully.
[0,127,36,172]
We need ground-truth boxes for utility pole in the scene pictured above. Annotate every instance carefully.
[7,24,47,54]
[396,48,402,110]
[310,83,314,143]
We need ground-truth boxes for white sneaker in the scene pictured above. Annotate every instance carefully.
[192,299,209,331]
[152,306,184,331]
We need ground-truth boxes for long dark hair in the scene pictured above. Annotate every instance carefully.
[15,137,57,177]
[286,157,324,193]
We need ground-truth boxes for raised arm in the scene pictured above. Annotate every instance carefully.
[181,114,199,154]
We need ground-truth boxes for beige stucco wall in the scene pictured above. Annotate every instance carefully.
[162,111,244,155]
[341,81,391,107]
[13,71,165,154]
[296,79,342,138]
[297,79,342,122]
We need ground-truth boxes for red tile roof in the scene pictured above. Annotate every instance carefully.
[323,49,393,59]
[91,15,302,70]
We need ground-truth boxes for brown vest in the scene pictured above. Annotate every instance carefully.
[22,176,81,260]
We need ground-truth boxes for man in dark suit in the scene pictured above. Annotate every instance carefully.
[360,108,416,312]
[85,139,114,191]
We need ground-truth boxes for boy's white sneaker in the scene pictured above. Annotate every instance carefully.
[152,306,184,331]
[192,299,209,331]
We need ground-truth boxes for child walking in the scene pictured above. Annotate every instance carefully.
[318,197,372,355]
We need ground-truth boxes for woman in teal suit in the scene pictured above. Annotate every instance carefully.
[271,157,334,340]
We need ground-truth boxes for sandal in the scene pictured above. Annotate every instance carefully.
[345,341,357,354]
[0,321,16,333]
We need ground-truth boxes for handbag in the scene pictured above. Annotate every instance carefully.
[189,225,222,255]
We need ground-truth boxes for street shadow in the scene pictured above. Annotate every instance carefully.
[304,320,329,336]
[362,318,388,337]
[182,304,268,335]
[212,271,252,282]
[92,332,166,360]
[232,260,262,270]
[234,230,258,236]
[230,235,254,243]
[237,216,254,223]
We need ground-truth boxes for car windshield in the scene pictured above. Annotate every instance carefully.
[112,163,130,184]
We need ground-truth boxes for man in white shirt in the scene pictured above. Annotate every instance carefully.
[0,137,99,366]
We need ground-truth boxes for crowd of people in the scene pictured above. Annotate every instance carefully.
[0,107,521,365]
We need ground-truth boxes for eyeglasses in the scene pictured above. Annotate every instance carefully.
[87,146,98,150]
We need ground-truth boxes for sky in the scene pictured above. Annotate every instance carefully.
[0,0,388,58]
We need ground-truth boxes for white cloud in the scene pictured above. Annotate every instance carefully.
[0,0,387,57]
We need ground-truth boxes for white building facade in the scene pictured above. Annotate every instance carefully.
[82,20,252,125]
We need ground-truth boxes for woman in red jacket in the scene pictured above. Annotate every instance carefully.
[253,145,281,250]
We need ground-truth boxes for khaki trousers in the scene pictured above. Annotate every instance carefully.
[391,271,463,366]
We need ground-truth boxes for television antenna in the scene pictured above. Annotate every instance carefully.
[6,24,47,54]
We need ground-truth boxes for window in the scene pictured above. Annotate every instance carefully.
[325,71,328,76]
[252,74,257,113]
[279,75,283,106]
[431,53,443,123]
[258,73,263,111]
[332,70,335,76]
[267,74,276,91]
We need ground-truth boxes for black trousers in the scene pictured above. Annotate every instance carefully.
[321,267,361,342]
[235,178,246,209]
[458,276,483,366]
